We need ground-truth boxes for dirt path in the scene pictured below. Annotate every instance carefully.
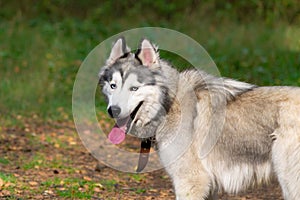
[0,119,283,199]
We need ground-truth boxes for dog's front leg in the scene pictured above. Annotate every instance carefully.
[163,147,213,200]
[206,187,218,200]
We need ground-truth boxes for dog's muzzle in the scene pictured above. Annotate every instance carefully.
[107,105,121,118]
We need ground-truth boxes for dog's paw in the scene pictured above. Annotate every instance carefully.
[135,118,151,127]
[135,119,143,127]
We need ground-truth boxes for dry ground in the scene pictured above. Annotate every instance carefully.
[0,117,283,199]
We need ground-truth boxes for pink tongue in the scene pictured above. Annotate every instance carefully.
[108,125,126,144]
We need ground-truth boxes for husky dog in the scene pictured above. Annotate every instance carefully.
[98,37,300,200]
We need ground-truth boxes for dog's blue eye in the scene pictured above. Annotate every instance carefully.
[130,86,139,91]
[110,83,117,89]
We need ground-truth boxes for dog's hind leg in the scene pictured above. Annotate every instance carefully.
[272,128,300,200]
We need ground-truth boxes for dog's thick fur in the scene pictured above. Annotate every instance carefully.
[99,37,300,200]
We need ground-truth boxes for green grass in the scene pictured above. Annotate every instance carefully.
[135,188,147,194]
[0,157,10,165]
[100,179,118,192]
[0,2,299,124]
[22,154,46,170]
[0,172,17,194]
[21,152,73,171]
[41,177,101,199]
[0,172,16,183]
[129,174,145,182]
[0,18,89,120]
[40,177,118,198]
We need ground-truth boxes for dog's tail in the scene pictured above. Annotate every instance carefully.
[182,69,256,101]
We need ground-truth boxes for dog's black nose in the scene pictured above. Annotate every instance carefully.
[107,106,121,118]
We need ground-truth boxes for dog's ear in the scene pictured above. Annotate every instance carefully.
[106,37,130,65]
[136,39,159,67]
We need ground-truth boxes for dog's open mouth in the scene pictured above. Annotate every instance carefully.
[108,102,143,144]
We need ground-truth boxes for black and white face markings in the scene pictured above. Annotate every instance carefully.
[98,37,171,139]
[99,57,158,117]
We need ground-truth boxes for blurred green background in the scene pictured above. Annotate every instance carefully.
[0,0,299,123]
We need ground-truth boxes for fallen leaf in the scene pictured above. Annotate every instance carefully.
[58,187,66,191]
[83,184,89,190]
[83,176,91,181]
[4,182,14,187]
[94,183,103,188]
[93,187,102,192]
[0,190,11,196]
[14,66,20,73]
[29,181,38,186]
[0,178,4,188]
[43,190,54,195]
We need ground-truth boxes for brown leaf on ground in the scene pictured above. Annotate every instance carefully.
[28,181,38,186]
[0,178,4,189]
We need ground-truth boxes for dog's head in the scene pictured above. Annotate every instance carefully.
[99,37,169,143]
